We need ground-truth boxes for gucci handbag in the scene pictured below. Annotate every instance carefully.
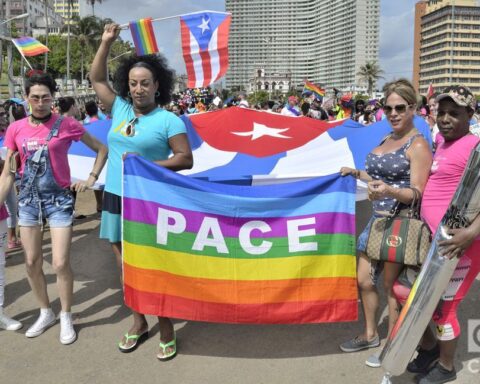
[366,188,432,266]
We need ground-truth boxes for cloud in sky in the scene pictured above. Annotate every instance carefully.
[93,0,417,87]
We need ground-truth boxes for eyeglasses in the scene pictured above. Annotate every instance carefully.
[122,117,138,137]
[29,95,52,104]
[384,104,411,115]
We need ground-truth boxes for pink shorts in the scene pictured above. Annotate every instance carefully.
[393,240,480,341]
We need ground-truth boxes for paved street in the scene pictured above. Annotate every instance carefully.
[0,194,478,384]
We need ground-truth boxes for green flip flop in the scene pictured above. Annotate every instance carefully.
[118,331,149,353]
[157,336,177,361]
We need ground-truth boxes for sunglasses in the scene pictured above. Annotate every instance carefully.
[384,104,412,115]
[122,117,138,137]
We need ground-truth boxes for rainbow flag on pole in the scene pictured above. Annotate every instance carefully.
[11,37,49,57]
[303,80,326,100]
[129,17,159,56]
[122,155,358,324]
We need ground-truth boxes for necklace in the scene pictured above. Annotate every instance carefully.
[30,113,52,126]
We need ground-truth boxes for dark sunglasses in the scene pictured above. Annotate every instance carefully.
[384,104,411,115]
[123,117,138,137]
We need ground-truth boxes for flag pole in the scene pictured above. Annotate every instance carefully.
[11,39,33,69]
[118,10,231,29]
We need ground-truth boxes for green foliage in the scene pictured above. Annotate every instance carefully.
[357,61,384,96]
[14,16,132,81]
[247,91,269,105]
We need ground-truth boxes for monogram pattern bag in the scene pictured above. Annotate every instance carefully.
[366,188,432,266]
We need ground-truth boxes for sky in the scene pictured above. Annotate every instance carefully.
[93,0,419,88]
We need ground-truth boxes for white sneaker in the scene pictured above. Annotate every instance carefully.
[59,311,76,345]
[365,351,382,368]
[25,308,56,338]
[0,308,23,331]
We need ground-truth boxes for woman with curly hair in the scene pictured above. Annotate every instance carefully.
[90,23,193,360]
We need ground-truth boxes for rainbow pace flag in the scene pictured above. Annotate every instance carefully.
[11,37,49,57]
[129,17,159,56]
[122,155,358,324]
[303,80,326,100]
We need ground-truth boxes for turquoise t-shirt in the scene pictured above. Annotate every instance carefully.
[105,96,187,195]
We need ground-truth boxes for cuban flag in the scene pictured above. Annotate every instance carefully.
[68,109,433,200]
[180,11,231,88]
[179,108,433,198]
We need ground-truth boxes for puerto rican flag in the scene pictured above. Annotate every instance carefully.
[180,11,231,88]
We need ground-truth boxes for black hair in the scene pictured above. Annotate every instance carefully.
[3,100,27,121]
[25,73,57,95]
[113,54,175,106]
[301,102,310,115]
[85,100,98,117]
[57,97,75,114]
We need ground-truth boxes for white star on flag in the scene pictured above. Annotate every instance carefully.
[231,122,291,140]
[197,17,210,34]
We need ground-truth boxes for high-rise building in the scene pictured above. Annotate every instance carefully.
[1,0,62,36]
[53,0,88,21]
[225,0,380,93]
[415,0,480,94]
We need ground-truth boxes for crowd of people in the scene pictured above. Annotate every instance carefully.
[0,21,480,384]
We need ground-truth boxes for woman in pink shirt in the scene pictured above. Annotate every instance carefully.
[0,74,107,345]
[394,85,480,384]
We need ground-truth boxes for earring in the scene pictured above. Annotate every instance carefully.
[155,91,160,97]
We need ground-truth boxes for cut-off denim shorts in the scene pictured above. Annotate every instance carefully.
[357,214,384,286]
[18,192,74,228]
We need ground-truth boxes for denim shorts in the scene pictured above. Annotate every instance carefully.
[357,214,384,286]
[18,192,74,228]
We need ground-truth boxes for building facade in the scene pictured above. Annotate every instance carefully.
[416,0,480,94]
[225,0,380,93]
[1,0,62,36]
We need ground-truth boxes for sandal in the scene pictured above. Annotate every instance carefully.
[118,330,149,353]
[157,335,177,361]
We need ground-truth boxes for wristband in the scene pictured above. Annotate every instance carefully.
[89,171,99,180]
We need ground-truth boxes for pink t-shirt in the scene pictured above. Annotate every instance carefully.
[421,134,480,232]
[4,115,86,188]
[0,205,8,221]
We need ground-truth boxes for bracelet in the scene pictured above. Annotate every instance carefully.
[89,171,99,180]
[353,169,360,179]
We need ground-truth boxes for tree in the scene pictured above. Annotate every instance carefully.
[86,0,104,16]
[357,61,384,97]
[68,15,104,81]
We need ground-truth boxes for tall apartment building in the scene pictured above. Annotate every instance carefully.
[225,0,380,93]
[1,0,62,36]
[53,0,89,20]
[415,0,480,94]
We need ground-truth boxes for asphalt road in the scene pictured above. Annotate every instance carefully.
[1,194,478,384]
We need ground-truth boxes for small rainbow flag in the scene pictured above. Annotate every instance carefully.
[303,80,326,100]
[122,155,358,324]
[129,17,159,56]
[11,37,49,57]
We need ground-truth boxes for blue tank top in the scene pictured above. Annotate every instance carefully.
[365,134,421,213]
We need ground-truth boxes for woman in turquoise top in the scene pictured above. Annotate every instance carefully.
[90,23,193,360]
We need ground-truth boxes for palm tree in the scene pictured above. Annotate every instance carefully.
[68,15,103,81]
[86,0,105,16]
[357,61,384,97]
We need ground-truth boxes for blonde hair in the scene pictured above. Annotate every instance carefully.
[382,78,417,106]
